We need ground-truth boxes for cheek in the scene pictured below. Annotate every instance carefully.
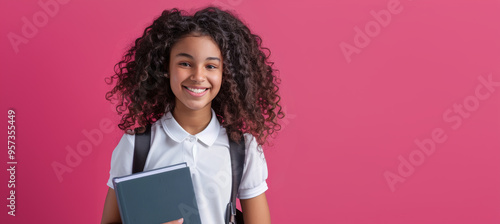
[169,76,182,95]
[212,75,223,89]
[169,75,180,87]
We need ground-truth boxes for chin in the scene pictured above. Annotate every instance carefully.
[182,102,212,111]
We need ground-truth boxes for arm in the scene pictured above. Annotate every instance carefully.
[101,187,122,224]
[240,192,271,224]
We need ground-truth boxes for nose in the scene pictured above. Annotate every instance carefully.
[190,66,206,83]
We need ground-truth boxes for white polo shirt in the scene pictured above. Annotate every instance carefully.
[106,109,268,224]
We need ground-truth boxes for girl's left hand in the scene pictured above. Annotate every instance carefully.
[162,218,183,224]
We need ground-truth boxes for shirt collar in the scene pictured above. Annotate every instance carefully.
[161,108,221,147]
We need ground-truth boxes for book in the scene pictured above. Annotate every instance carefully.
[112,162,202,224]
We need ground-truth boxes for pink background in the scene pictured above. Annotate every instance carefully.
[2,0,500,223]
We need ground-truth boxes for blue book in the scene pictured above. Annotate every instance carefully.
[112,162,202,224]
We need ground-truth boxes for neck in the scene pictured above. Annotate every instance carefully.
[172,104,212,135]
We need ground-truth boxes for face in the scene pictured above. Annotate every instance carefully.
[168,34,223,113]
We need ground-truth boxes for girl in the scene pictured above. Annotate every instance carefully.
[101,6,284,224]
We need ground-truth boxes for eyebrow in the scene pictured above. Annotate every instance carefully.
[175,53,221,62]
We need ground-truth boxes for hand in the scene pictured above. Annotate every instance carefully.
[162,218,183,224]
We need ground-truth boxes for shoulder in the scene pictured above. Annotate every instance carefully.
[107,133,136,188]
[111,133,135,157]
[242,133,264,159]
[238,133,268,199]
[243,133,257,148]
[243,133,254,145]
[109,121,161,168]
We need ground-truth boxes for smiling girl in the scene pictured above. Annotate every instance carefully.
[101,6,284,224]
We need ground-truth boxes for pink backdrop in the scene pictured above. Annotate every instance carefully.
[2,0,500,223]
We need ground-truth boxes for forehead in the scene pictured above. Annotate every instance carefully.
[170,35,222,57]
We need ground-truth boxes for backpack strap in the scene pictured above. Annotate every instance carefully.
[132,124,151,174]
[226,135,246,224]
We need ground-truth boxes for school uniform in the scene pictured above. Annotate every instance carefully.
[106,108,268,223]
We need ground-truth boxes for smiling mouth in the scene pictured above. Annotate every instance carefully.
[183,86,209,94]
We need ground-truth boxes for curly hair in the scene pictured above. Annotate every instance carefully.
[105,6,284,146]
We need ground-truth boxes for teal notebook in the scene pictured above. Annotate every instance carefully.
[112,162,202,224]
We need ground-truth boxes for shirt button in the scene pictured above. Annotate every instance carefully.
[188,136,196,142]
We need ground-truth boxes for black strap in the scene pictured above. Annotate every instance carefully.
[226,135,245,224]
[132,124,151,174]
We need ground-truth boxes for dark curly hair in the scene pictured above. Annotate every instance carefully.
[105,6,284,146]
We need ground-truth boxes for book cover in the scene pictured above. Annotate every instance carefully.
[112,162,201,224]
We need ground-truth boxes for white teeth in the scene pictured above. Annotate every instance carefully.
[186,87,207,93]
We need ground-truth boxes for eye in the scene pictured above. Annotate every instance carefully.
[179,62,190,67]
[206,65,217,69]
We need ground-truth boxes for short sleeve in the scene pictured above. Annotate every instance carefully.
[106,133,135,189]
[237,133,269,199]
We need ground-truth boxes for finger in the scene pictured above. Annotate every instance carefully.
[162,218,183,224]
